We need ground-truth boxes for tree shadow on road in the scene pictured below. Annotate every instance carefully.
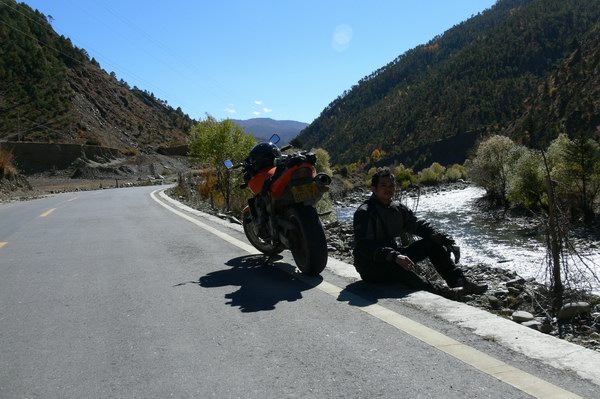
[337,280,415,307]
[189,254,323,313]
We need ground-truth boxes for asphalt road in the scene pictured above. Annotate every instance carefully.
[1,186,598,398]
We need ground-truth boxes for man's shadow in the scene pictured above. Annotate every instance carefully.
[337,280,415,307]
[192,255,323,312]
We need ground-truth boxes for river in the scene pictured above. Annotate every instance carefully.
[336,186,600,293]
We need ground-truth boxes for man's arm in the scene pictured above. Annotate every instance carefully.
[399,204,461,263]
[398,204,439,238]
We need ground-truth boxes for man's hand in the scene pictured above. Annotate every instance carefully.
[394,254,416,272]
[450,244,461,264]
[432,233,461,264]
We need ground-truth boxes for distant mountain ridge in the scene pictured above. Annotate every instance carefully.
[231,118,307,145]
[296,0,600,168]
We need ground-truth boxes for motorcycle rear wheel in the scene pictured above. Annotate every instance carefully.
[285,205,328,276]
[242,211,285,256]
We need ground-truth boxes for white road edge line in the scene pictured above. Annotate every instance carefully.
[151,189,595,398]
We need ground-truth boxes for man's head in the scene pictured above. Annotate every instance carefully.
[371,168,396,205]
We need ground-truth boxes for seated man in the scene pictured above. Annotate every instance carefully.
[353,168,487,298]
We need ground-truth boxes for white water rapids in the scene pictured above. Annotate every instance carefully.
[336,186,600,293]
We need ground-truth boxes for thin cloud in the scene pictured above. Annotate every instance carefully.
[263,108,272,113]
[332,24,353,52]
[254,100,263,105]
[225,106,236,114]
[253,111,261,116]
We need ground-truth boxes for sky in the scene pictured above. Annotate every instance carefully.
[20,0,497,124]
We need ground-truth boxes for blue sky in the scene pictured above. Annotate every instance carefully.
[22,0,497,123]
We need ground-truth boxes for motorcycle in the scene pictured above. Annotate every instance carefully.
[225,134,331,275]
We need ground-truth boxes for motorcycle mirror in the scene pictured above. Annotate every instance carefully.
[268,134,281,145]
[224,159,234,169]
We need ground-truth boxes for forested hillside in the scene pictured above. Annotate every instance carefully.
[296,0,600,167]
[0,0,193,153]
[507,22,600,146]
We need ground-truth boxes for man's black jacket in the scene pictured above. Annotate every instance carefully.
[352,195,441,272]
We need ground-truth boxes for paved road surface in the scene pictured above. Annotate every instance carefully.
[1,186,598,398]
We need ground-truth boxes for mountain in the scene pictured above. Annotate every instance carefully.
[231,118,307,145]
[0,0,194,153]
[507,21,600,146]
[295,0,600,168]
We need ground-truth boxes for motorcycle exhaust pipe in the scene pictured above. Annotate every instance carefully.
[314,173,332,187]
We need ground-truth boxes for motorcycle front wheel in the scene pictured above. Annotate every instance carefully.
[242,211,285,256]
[285,205,328,276]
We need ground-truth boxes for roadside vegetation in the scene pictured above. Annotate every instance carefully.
[467,134,600,313]
[185,115,256,214]
[0,149,18,179]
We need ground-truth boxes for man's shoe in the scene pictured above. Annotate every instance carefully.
[462,281,488,295]
[437,286,465,302]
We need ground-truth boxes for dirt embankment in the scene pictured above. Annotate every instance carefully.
[0,147,191,202]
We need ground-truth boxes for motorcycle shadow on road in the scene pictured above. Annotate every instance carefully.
[337,281,416,308]
[195,255,323,313]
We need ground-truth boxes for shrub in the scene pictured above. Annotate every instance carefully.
[506,149,545,208]
[347,161,363,174]
[468,135,525,199]
[445,164,467,182]
[189,115,256,211]
[0,150,18,178]
[418,162,445,185]
[393,164,416,189]
[342,179,354,191]
[547,133,600,223]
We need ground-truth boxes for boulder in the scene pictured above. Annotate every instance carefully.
[557,302,591,321]
[512,311,534,323]
[487,295,503,310]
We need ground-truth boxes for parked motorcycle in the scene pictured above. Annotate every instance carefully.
[225,134,331,275]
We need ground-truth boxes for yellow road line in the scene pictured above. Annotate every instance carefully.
[151,189,582,399]
[39,208,57,217]
[0,242,7,249]
[309,280,580,399]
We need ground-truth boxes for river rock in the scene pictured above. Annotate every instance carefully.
[557,302,591,321]
[512,311,534,323]
[506,277,525,288]
[487,295,503,310]
[539,322,553,334]
[522,320,541,330]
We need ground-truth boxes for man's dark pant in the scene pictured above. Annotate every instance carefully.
[356,237,465,292]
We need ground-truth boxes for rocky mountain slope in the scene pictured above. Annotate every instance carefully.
[0,0,193,154]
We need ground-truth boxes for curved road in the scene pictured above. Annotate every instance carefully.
[1,186,598,398]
